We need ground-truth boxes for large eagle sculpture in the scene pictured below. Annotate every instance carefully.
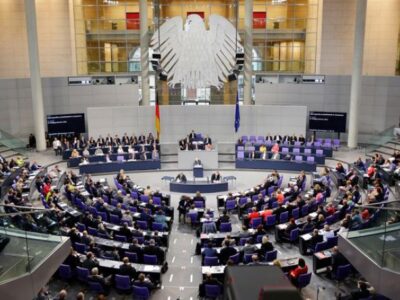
[151,14,241,89]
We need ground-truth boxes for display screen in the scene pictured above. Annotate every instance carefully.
[309,111,347,133]
[47,113,86,136]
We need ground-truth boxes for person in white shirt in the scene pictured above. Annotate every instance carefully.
[117,146,125,154]
[105,154,112,163]
[81,158,89,165]
[53,138,62,156]
[82,148,90,157]
[95,147,103,156]
[322,224,335,241]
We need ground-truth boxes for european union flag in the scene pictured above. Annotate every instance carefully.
[234,93,240,132]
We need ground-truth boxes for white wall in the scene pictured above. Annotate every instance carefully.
[87,105,308,144]
[0,77,139,137]
[255,75,400,134]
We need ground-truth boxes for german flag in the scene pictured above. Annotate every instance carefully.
[155,93,160,139]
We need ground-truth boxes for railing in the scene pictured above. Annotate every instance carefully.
[0,208,63,284]
[363,125,397,155]
[0,129,27,154]
[344,204,400,273]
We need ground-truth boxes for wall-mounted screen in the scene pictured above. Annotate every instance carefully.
[309,111,347,133]
[47,113,85,136]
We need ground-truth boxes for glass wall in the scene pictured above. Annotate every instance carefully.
[73,0,319,75]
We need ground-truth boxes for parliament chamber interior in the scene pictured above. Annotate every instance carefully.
[0,0,400,299]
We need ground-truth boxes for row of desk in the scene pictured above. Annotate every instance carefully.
[236,159,317,172]
[236,152,326,164]
[62,145,160,160]
[68,153,155,168]
[79,160,161,175]
[237,143,333,157]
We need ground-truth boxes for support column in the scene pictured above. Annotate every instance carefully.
[140,0,150,106]
[243,0,253,105]
[24,0,46,151]
[347,0,367,148]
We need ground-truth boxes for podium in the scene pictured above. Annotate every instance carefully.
[193,165,203,178]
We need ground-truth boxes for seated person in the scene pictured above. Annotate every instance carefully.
[88,267,112,294]
[321,224,335,241]
[175,173,187,183]
[82,148,90,157]
[118,257,137,280]
[179,138,186,151]
[143,239,165,264]
[203,135,212,146]
[198,273,222,298]
[340,280,371,300]
[94,147,103,155]
[205,143,213,151]
[289,258,308,286]
[133,273,156,291]
[70,149,80,158]
[193,191,206,204]
[117,145,125,154]
[202,216,217,234]
[210,171,221,183]
[282,218,297,240]
[152,149,159,160]
[271,143,280,160]
[259,144,267,160]
[202,242,218,261]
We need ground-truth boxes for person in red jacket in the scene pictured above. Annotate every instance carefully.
[289,258,308,286]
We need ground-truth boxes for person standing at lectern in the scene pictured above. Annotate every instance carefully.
[211,171,221,183]
[194,157,202,166]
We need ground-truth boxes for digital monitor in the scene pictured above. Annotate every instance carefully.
[309,111,347,133]
[47,113,86,136]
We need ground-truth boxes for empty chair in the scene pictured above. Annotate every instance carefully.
[152,222,164,231]
[277,176,283,188]
[314,141,322,147]
[293,148,300,154]
[143,254,158,265]
[288,228,299,244]
[304,148,312,155]
[110,213,120,224]
[125,251,138,263]
[115,275,131,293]
[257,136,265,143]
[132,285,150,300]
[129,206,138,213]
[326,236,338,248]
[243,253,254,264]
[58,264,72,281]
[225,199,237,212]
[265,215,276,227]
[74,242,87,254]
[237,151,245,160]
[335,264,352,284]
[307,156,315,163]
[87,227,98,236]
[279,211,289,224]
[88,281,105,294]
[333,139,340,149]
[271,201,278,209]
[314,241,328,253]
[249,135,256,142]
[239,238,249,246]
[238,197,248,206]
[131,191,139,199]
[282,147,289,153]
[292,208,300,220]
[140,195,149,203]
[115,235,127,242]
[301,205,309,217]
[204,256,219,266]
[116,156,125,162]
[297,273,312,289]
[295,155,303,162]
[76,222,86,232]
[205,284,221,299]
[229,253,240,264]
[294,141,301,146]
[241,135,248,142]
[153,196,162,205]
[137,220,148,230]
[111,198,119,207]
[220,222,232,233]
[251,217,262,229]
[76,266,90,283]
[237,145,244,151]
[265,250,277,262]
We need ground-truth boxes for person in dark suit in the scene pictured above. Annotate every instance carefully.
[330,246,349,275]
[175,173,187,183]
[273,203,287,221]
[194,157,202,166]
[203,135,212,145]
[133,273,155,291]
[189,130,196,141]
[201,242,218,263]
[143,239,165,264]
[119,223,133,241]
[129,238,144,263]
[211,171,221,183]
[88,267,111,294]
[219,240,237,265]
[118,257,137,280]
[82,252,99,272]
[282,218,297,239]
